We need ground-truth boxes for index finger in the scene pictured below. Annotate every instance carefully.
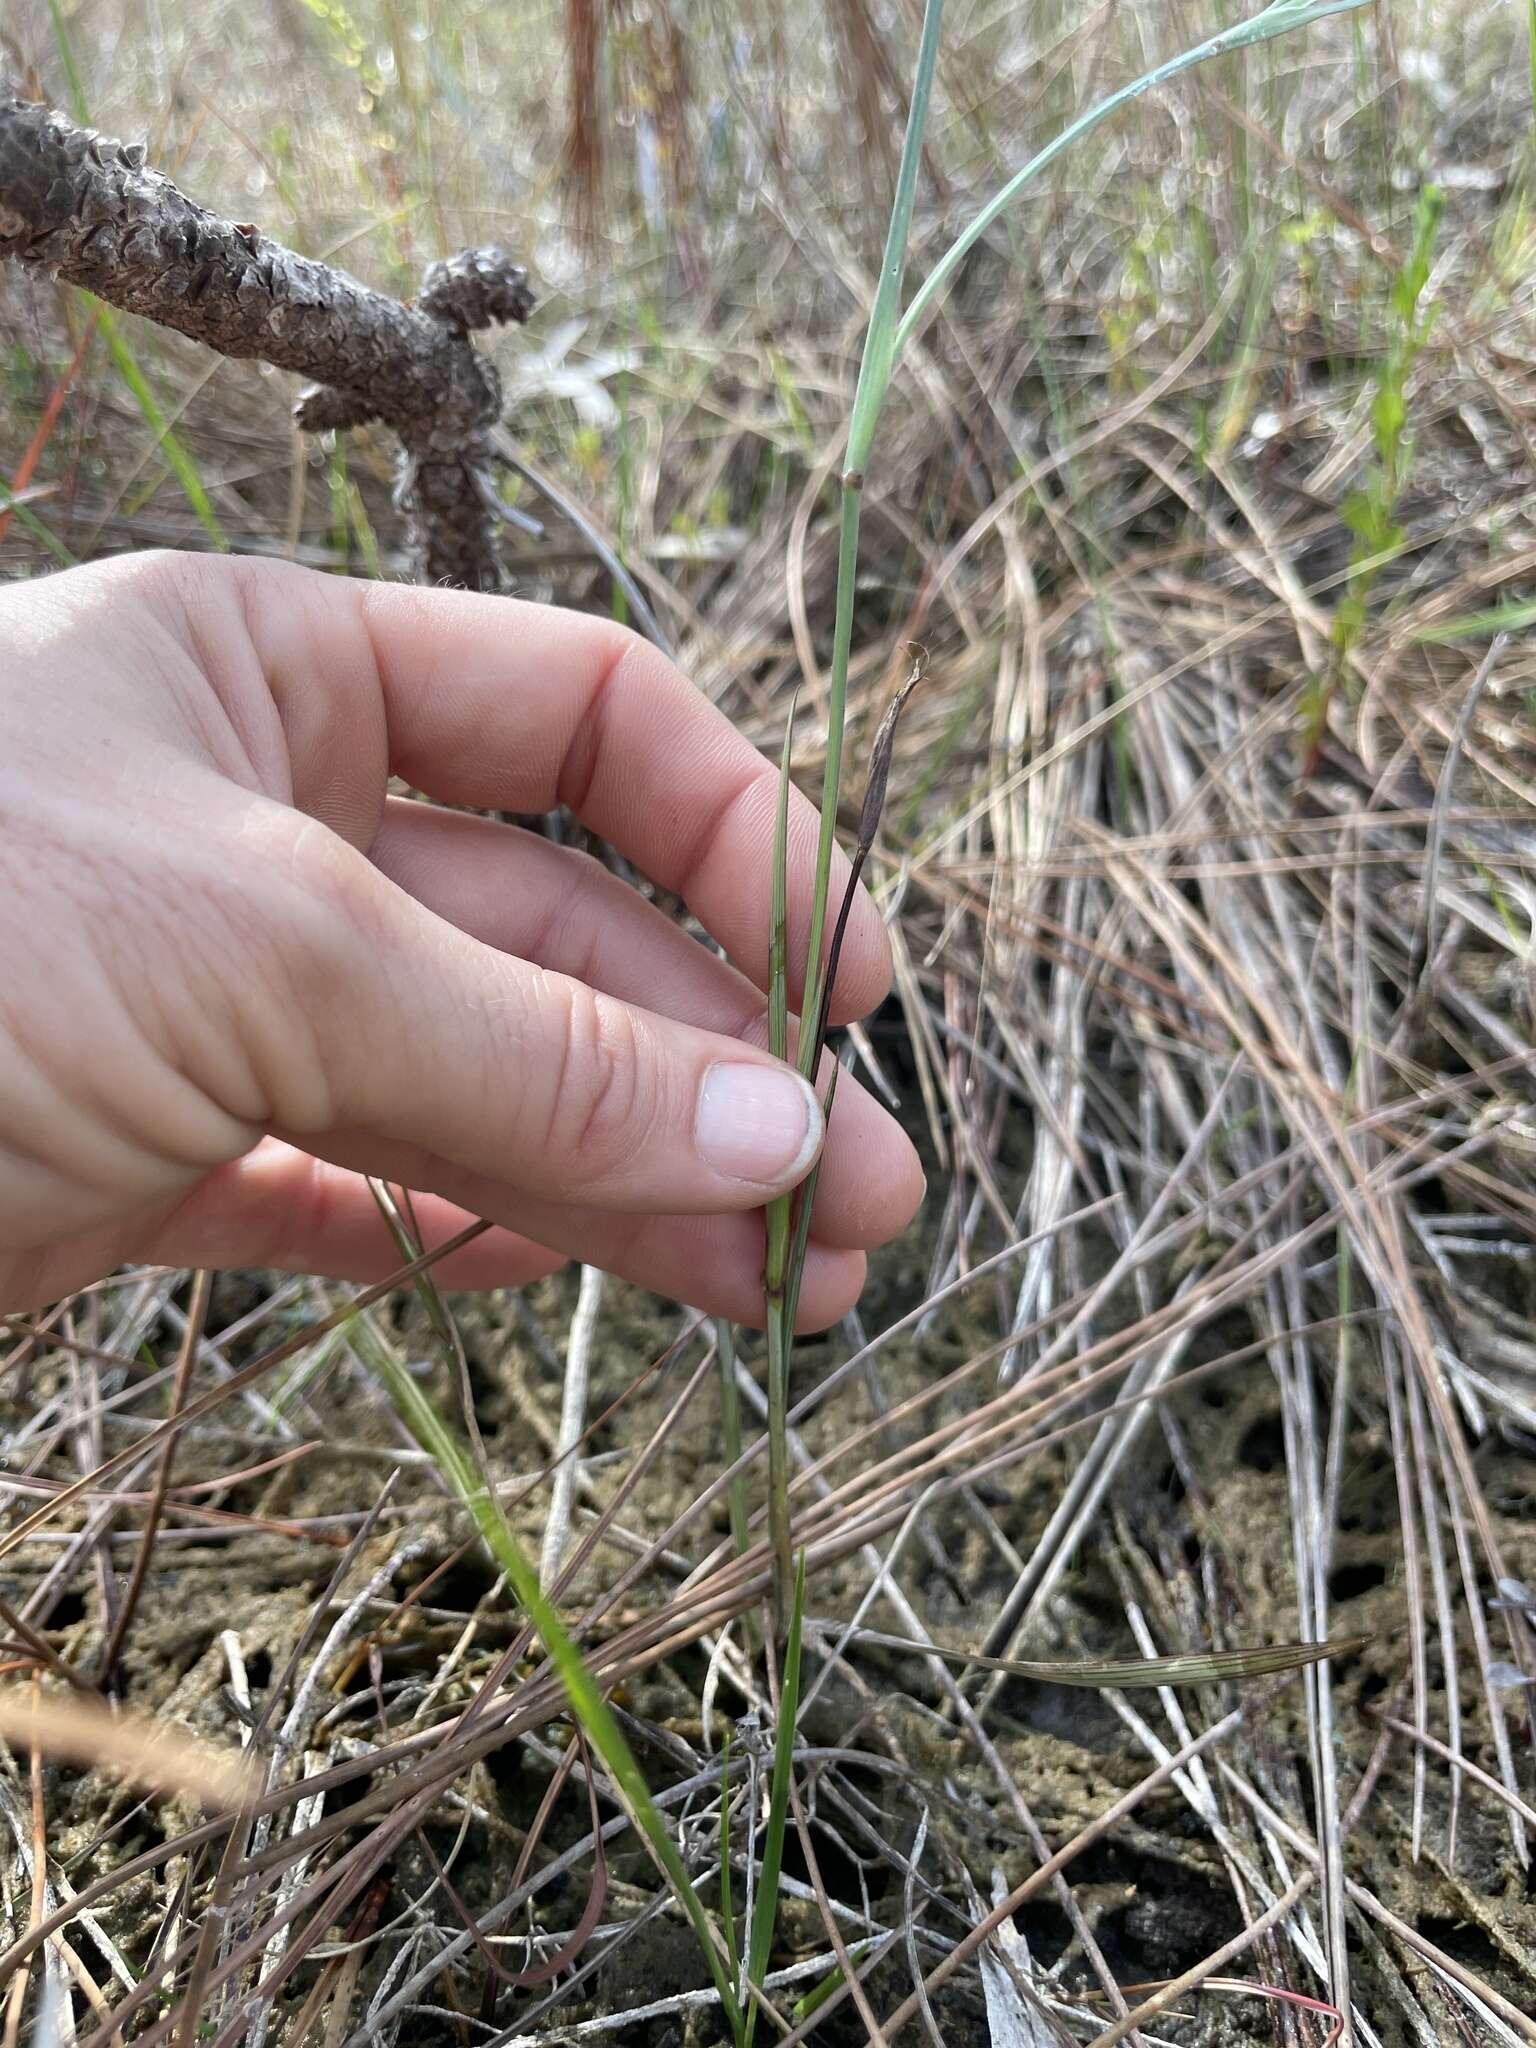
[232,559,891,1024]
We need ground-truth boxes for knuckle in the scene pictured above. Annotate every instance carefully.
[190,809,386,1133]
[89,545,182,595]
[285,814,384,933]
[542,979,649,1188]
[224,804,384,953]
[528,849,608,986]
[91,545,214,619]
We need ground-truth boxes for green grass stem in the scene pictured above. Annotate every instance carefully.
[716,1318,750,1561]
[743,1552,805,2048]
[764,704,798,1621]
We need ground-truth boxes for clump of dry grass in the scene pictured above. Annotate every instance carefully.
[2,0,1536,2042]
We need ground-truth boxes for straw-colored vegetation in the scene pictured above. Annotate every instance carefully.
[2,0,1535,2041]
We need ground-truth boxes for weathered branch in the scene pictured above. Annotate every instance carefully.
[0,92,535,588]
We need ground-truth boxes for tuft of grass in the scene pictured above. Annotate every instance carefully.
[364,1188,814,2047]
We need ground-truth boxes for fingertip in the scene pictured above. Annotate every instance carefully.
[889,1141,927,1238]
[791,1248,868,1333]
[806,1079,925,1250]
[824,917,893,1027]
[695,1059,824,1194]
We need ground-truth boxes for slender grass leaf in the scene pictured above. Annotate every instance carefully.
[800,0,945,1051]
[764,694,801,1621]
[0,484,75,566]
[1416,597,1536,644]
[45,0,90,120]
[354,1200,742,2035]
[716,1318,750,1561]
[783,1066,838,1341]
[791,1944,872,2025]
[895,2,1370,364]
[768,695,796,1067]
[842,0,947,473]
[368,1181,461,1357]
[720,1729,741,1997]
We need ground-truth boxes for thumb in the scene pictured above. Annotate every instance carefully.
[279,850,824,1214]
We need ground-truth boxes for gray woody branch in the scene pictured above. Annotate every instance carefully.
[0,91,535,589]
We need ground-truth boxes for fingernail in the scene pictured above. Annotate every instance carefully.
[696,1063,822,1187]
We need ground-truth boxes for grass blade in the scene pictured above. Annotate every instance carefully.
[768,696,796,1068]
[0,313,98,548]
[0,484,75,567]
[1415,597,1536,643]
[783,1067,838,1341]
[842,0,948,474]
[357,1194,743,2035]
[796,473,867,1069]
[895,2,1370,362]
[44,0,90,121]
[792,1944,872,2026]
[368,1181,461,1357]
[720,1728,741,2002]
[99,309,229,552]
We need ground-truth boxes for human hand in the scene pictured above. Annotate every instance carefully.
[0,553,923,1324]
